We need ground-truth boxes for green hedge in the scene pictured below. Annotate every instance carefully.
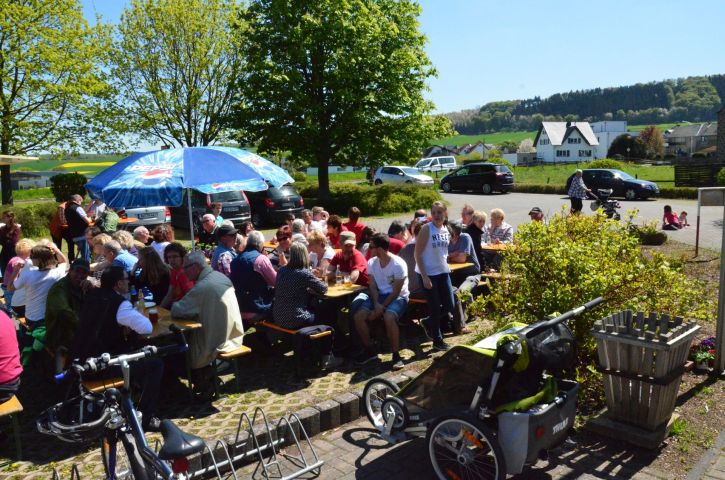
[513,183,698,199]
[1,201,56,238]
[297,183,442,215]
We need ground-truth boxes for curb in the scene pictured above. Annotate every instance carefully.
[686,428,725,480]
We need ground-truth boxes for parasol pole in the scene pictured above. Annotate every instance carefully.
[187,187,195,249]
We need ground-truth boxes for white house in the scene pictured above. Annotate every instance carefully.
[590,121,632,159]
[534,122,599,163]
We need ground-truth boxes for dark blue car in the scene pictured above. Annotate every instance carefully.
[567,169,659,200]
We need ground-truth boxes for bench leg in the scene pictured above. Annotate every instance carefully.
[213,367,221,398]
[12,414,21,460]
[184,350,194,405]
[232,359,241,392]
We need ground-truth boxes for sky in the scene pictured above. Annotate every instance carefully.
[82,0,725,114]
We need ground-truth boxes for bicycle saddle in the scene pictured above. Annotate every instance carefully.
[157,420,206,460]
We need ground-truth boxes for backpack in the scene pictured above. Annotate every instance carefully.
[96,209,119,234]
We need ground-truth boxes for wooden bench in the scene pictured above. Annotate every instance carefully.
[214,344,252,393]
[256,320,333,340]
[82,377,125,394]
[0,395,23,460]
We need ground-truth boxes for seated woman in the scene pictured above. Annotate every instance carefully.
[150,224,175,259]
[132,247,171,304]
[229,231,276,325]
[268,225,291,268]
[307,230,335,275]
[464,210,487,269]
[662,205,682,231]
[483,208,513,271]
[90,233,112,279]
[160,242,194,308]
[273,243,341,369]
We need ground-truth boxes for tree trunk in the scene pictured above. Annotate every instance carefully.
[0,165,11,205]
[317,154,330,202]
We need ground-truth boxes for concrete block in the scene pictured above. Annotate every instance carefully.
[334,392,360,424]
[351,389,364,417]
[296,406,321,438]
[314,399,341,431]
[387,373,410,389]
[276,414,302,446]
[585,409,678,450]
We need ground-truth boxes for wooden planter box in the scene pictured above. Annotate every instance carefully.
[591,310,699,432]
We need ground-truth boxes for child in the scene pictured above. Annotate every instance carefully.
[679,211,690,227]
[662,205,682,231]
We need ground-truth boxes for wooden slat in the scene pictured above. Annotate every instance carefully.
[218,345,252,360]
[0,396,23,416]
[82,378,124,393]
[257,320,332,340]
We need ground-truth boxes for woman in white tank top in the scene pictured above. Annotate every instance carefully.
[414,202,455,351]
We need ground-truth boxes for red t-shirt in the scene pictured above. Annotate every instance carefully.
[0,311,22,384]
[170,267,195,301]
[663,212,680,227]
[330,249,369,286]
[343,221,366,244]
[327,225,349,248]
[366,237,405,260]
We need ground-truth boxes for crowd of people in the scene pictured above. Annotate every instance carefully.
[0,193,521,435]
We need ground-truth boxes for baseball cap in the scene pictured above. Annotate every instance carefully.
[339,231,356,246]
[70,258,90,271]
[528,207,543,215]
[216,224,238,239]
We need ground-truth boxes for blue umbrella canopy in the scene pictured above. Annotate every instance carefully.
[86,146,294,208]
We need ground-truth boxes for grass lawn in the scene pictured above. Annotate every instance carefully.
[512,163,675,185]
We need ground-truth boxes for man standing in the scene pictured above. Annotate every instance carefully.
[65,195,91,262]
[568,169,591,214]
[351,234,408,371]
[45,259,92,352]
[70,266,162,431]
[211,224,238,277]
[328,231,368,286]
[172,252,245,398]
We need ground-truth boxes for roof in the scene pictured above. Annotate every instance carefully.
[667,123,717,138]
[534,122,599,147]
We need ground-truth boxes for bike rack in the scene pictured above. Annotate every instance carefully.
[50,407,323,480]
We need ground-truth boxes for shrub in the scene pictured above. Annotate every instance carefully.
[468,209,709,413]
[296,183,442,216]
[486,157,513,169]
[0,202,57,238]
[717,167,725,186]
[291,171,307,182]
[588,158,624,170]
[50,173,88,202]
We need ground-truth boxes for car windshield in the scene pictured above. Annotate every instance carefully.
[401,167,421,175]
[210,191,244,202]
[496,166,512,173]
[614,171,635,180]
[417,159,431,167]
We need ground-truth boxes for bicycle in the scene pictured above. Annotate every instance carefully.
[38,325,206,480]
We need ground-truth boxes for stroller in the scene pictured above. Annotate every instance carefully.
[362,298,604,479]
[590,188,621,220]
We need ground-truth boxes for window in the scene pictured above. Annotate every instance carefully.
[556,150,571,157]
[381,167,394,174]
[456,168,469,176]
[567,137,582,144]
[539,138,549,145]
[578,150,592,157]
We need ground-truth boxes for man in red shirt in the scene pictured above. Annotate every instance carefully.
[386,221,407,254]
[326,215,348,248]
[343,206,366,245]
[328,231,368,286]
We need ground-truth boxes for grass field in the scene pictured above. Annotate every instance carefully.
[512,163,674,185]
[12,154,125,176]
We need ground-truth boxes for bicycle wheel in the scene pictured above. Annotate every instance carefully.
[102,432,150,480]
[362,377,400,428]
[427,415,505,480]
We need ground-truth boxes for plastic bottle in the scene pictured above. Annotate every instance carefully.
[335,266,343,285]
[136,295,146,314]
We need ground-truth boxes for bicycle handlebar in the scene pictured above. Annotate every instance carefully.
[522,297,604,340]
[55,325,188,383]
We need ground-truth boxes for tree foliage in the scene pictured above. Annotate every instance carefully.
[607,134,648,159]
[112,0,244,147]
[638,125,665,158]
[0,0,115,155]
[517,138,535,153]
[234,0,448,199]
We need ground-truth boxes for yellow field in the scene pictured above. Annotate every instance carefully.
[60,162,115,168]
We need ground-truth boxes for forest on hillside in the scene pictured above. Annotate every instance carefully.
[447,75,725,135]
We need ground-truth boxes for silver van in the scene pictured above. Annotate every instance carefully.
[415,156,457,173]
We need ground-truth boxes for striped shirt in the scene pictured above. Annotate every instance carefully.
[568,175,589,199]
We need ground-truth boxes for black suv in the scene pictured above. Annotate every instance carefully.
[170,190,251,232]
[245,183,304,227]
[566,169,659,200]
[440,163,514,194]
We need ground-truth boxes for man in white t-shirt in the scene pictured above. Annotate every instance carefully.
[13,243,68,325]
[350,233,409,371]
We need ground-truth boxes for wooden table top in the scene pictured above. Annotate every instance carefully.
[324,283,365,299]
[481,243,511,252]
[146,307,202,339]
[448,262,475,272]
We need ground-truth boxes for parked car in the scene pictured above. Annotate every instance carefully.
[566,169,660,200]
[373,166,434,186]
[415,156,457,173]
[170,189,251,233]
[245,183,304,227]
[122,206,171,230]
[439,163,514,194]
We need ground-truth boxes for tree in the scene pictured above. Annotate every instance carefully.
[517,138,535,153]
[0,0,114,203]
[112,0,244,147]
[234,0,448,200]
[638,125,665,158]
[607,134,647,160]
[497,140,518,153]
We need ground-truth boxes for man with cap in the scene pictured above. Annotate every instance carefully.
[45,258,94,352]
[211,224,238,277]
[568,169,591,214]
[528,207,545,222]
[328,231,368,286]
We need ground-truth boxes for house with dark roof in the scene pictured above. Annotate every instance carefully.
[664,122,717,156]
[533,122,599,163]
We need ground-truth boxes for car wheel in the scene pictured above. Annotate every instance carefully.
[481,183,493,195]
[624,188,637,201]
[441,182,451,193]
[374,179,382,185]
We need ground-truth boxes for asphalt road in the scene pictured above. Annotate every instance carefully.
[360,191,724,254]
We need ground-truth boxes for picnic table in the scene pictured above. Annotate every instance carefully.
[448,262,475,273]
[147,306,202,339]
[323,283,365,299]
[481,242,511,252]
